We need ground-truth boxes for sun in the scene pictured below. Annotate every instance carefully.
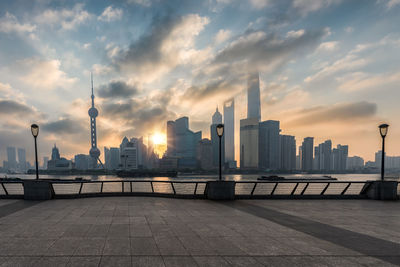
[152,132,166,145]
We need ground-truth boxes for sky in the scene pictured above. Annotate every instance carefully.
[1,0,400,165]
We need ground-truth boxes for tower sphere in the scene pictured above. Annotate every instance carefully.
[89,147,100,158]
[88,107,98,117]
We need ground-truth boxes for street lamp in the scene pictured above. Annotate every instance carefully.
[30,124,39,180]
[216,124,224,181]
[378,123,389,181]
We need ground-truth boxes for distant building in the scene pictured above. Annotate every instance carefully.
[301,137,314,171]
[197,138,213,170]
[104,147,120,170]
[332,145,348,171]
[374,150,400,170]
[247,72,261,121]
[314,140,332,171]
[119,137,148,170]
[74,154,90,170]
[17,148,27,172]
[165,117,202,169]
[347,156,364,171]
[6,147,17,171]
[159,156,178,170]
[240,117,259,169]
[296,146,302,170]
[211,108,225,169]
[47,144,72,170]
[223,98,235,168]
[42,157,49,169]
[258,120,280,170]
[280,135,296,171]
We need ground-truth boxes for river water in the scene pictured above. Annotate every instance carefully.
[2,173,398,182]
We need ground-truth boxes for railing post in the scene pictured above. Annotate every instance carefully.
[271,183,278,195]
[251,183,257,196]
[171,183,176,195]
[301,183,309,195]
[321,183,330,195]
[291,183,299,195]
[78,183,83,194]
[341,182,351,195]
[194,183,198,195]
[1,183,8,196]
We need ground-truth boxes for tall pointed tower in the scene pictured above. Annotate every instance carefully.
[247,72,261,121]
[88,73,101,168]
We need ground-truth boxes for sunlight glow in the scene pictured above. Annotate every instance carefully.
[152,132,166,145]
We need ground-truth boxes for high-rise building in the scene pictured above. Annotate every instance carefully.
[47,144,72,170]
[211,109,225,168]
[296,146,302,170]
[258,120,280,170]
[223,98,235,167]
[301,137,314,171]
[197,138,213,170]
[88,74,101,169]
[42,157,49,169]
[74,154,90,170]
[212,107,222,124]
[240,117,259,169]
[165,117,202,169]
[104,147,120,170]
[347,156,364,170]
[17,148,26,172]
[6,147,17,171]
[314,140,332,171]
[332,145,348,171]
[247,72,261,121]
[280,135,296,171]
[120,137,138,170]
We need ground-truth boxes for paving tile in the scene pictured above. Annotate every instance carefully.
[99,256,132,266]
[108,224,130,238]
[193,256,230,266]
[33,256,70,267]
[45,238,83,256]
[103,238,131,255]
[131,256,165,267]
[224,256,264,267]
[1,256,41,267]
[162,256,197,267]
[74,238,106,256]
[66,256,101,267]
[131,237,160,255]
[154,236,189,256]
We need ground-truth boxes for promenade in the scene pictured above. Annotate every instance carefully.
[0,197,399,266]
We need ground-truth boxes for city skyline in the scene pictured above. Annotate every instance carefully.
[1,1,400,164]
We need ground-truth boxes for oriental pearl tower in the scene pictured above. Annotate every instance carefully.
[88,73,103,168]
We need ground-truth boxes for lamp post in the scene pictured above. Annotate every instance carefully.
[378,124,389,181]
[30,124,39,180]
[216,124,224,181]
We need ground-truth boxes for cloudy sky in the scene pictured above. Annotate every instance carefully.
[1,0,400,165]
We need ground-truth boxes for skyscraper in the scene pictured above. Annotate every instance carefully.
[247,72,261,121]
[88,73,101,169]
[165,117,202,169]
[240,117,259,169]
[280,135,296,171]
[211,108,224,168]
[332,144,348,171]
[6,147,17,171]
[17,148,26,172]
[197,138,213,170]
[301,137,314,171]
[259,120,280,170]
[314,140,332,171]
[104,147,120,170]
[223,98,235,167]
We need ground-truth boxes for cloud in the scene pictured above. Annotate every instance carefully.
[286,101,377,127]
[0,12,36,34]
[113,13,210,83]
[317,41,339,52]
[292,0,342,16]
[214,29,231,44]
[0,99,34,116]
[213,28,328,74]
[42,117,85,135]
[98,81,138,99]
[385,0,400,9]
[249,0,270,9]
[127,0,152,7]
[98,6,123,22]
[18,58,77,90]
[337,71,400,92]
[35,4,92,30]
[92,64,112,75]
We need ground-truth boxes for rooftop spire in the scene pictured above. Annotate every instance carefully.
[91,72,95,107]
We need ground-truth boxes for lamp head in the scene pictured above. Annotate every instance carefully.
[31,124,39,137]
[216,124,224,137]
[379,123,389,138]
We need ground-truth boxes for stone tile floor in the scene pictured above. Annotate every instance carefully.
[0,197,399,266]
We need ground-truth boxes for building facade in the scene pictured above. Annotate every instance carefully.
[301,137,314,171]
[240,117,259,169]
[258,120,280,170]
[223,98,235,168]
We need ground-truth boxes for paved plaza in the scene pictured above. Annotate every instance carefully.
[0,197,399,266]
